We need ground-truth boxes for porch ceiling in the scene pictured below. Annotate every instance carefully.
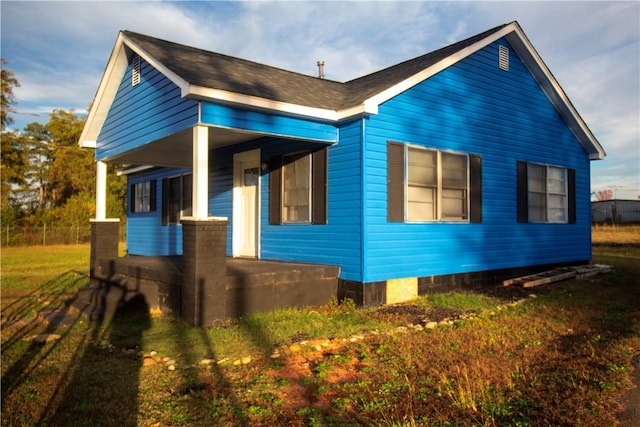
[106,126,261,168]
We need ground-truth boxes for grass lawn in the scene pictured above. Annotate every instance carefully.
[1,226,639,426]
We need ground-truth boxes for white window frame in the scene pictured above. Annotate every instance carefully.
[406,145,470,222]
[527,163,568,223]
[281,152,312,224]
[134,181,152,213]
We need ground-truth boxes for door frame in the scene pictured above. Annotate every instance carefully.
[232,149,261,258]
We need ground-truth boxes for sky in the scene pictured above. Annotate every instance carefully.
[2,1,639,199]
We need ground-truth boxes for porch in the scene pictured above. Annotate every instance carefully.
[74,253,339,324]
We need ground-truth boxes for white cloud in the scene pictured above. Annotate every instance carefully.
[2,1,638,196]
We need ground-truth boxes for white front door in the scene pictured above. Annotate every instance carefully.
[233,149,260,258]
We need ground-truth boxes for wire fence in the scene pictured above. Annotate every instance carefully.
[1,225,126,247]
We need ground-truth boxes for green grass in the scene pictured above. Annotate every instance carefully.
[1,244,91,290]
[2,227,639,426]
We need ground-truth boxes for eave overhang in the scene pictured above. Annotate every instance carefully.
[357,22,605,161]
[80,23,605,161]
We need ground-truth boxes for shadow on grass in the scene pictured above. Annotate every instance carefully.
[1,271,87,406]
[31,277,151,426]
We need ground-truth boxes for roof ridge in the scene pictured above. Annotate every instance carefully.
[122,30,345,86]
[121,23,514,111]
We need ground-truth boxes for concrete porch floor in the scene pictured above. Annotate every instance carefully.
[76,255,340,321]
[96,255,339,281]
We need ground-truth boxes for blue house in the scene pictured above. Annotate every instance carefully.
[80,22,605,324]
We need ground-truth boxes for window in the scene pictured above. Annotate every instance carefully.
[269,148,327,225]
[517,161,576,223]
[282,152,311,223]
[162,174,192,225]
[130,180,156,213]
[388,142,482,223]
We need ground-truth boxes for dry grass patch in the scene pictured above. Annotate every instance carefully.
[2,229,639,426]
[592,224,640,245]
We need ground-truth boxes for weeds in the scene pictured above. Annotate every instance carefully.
[2,230,640,426]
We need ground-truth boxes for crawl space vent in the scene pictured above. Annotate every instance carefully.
[132,56,141,86]
[499,45,509,71]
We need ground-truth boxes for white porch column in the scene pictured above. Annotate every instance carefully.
[95,160,108,220]
[192,125,209,219]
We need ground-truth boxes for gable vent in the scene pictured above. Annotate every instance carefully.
[499,45,509,71]
[132,55,141,86]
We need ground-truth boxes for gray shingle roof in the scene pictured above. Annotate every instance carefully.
[122,23,511,111]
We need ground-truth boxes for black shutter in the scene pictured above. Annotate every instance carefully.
[312,148,328,224]
[130,184,136,213]
[469,154,482,223]
[161,178,169,226]
[567,168,576,224]
[269,156,282,225]
[387,142,405,222]
[517,161,528,223]
[149,180,157,212]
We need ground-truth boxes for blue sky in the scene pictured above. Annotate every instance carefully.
[2,1,638,199]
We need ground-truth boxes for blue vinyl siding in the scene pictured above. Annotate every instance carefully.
[96,57,198,161]
[127,124,364,281]
[127,168,190,256]
[258,121,363,280]
[361,39,592,283]
[124,37,593,285]
[201,103,338,143]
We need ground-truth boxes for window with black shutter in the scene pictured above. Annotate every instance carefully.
[130,180,156,213]
[269,147,328,225]
[387,142,482,223]
[516,161,575,223]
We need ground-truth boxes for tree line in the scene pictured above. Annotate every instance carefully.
[1,59,126,230]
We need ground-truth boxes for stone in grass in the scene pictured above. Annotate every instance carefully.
[142,357,157,367]
[199,358,216,365]
[233,356,252,366]
[25,334,62,343]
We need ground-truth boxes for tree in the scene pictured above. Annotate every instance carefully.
[1,60,26,225]
[1,61,127,229]
[44,110,95,207]
[595,189,614,201]
[1,130,28,225]
[1,58,20,131]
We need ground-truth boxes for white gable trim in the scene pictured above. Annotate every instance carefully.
[81,24,603,160]
[504,27,606,160]
[78,33,129,148]
[358,22,604,160]
[119,33,375,123]
[363,25,515,110]
[78,32,373,147]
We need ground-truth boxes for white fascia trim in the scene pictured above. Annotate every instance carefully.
[78,33,130,148]
[121,34,191,95]
[187,85,378,123]
[117,165,155,176]
[81,32,374,144]
[363,24,518,110]
[187,85,342,122]
[505,27,606,160]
